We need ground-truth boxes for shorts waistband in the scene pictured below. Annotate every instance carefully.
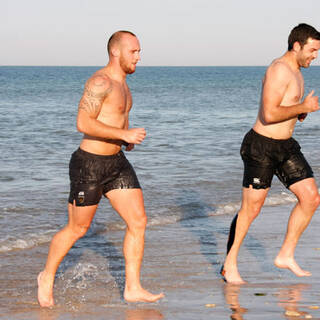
[76,148,123,160]
[249,129,292,144]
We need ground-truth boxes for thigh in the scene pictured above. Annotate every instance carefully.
[240,130,274,189]
[276,151,314,189]
[289,177,319,201]
[69,182,103,207]
[241,185,270,211]
[242,164,274,189]
[106,189,146,227]
[68,202,98,228]
[68,149,104,206]
[102,155,141,194]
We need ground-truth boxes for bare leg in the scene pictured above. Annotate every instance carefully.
[107,188,164,302]
[37,203,98,307]
[274,178,320,276]
[222,186,269,284]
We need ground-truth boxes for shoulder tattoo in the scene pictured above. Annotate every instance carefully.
[78,76,112,116]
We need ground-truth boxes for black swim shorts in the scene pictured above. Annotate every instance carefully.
[240,129,313,189]
[68,148,141,206]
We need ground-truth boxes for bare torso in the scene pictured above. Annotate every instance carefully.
[79,67,132,155]
[253,58,304,139]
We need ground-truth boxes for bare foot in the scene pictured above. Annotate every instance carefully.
[274,256,311,277]
[221,265,246,284]
[124,287,164,303]
[37,271,54,307]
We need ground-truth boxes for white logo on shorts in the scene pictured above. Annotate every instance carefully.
[253,178,260,184]
[78,191,85,204]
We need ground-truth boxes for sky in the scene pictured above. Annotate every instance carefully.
[1,0,320,66]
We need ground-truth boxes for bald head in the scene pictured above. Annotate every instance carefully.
[107,30,136,56]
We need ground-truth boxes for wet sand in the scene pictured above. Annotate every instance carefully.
[1,203,320,319]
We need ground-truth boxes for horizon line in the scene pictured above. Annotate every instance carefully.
[0,64,274,67]
[1,65,320,68]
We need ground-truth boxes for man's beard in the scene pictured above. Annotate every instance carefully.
[120,56,135,74]
[299,54,312,68]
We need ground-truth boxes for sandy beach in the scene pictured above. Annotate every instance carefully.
[2,202,320,320]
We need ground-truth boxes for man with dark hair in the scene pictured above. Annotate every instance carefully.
[221,23,320,284]
[288,23,320,51]
[37,30,164,306]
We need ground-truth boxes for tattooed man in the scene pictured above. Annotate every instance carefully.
[37,31,164,307]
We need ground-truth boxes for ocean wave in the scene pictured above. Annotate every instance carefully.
[147,191,298,226]
[0,191,302,253]
[0,231,55,253]
[1,206,30,213]
[214,191,297,216]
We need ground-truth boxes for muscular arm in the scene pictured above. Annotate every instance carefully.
[260,63,318,124]
[77,75,127,140]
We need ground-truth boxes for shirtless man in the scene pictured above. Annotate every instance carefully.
[221,23,320,284]
[37,30,164,306]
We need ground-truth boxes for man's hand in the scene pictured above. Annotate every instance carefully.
[123,128,146,144]
[302,90,319,113]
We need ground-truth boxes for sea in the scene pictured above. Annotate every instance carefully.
[1,66,320,319]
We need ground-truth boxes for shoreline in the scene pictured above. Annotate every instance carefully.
[1,203,320,319]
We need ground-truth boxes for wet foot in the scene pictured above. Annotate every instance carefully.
[274,256,311,277]
[37,271,54,307]
[220,265,246,284]
[124,287,164,303]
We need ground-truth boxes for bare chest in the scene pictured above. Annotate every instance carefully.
[100,82,132,116]
[284,72,304,104]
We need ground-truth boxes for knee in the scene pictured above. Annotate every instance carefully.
[300,190,320,210]
[248,207,261,221]
[128,213,147,233]
[241,201,262,221]
[312,193,320,209]
[69,223,90,240]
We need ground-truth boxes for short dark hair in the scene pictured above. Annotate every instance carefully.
[288,23,320,50]
[107,30,136,55]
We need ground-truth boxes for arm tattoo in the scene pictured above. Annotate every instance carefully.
[78,77,112,116]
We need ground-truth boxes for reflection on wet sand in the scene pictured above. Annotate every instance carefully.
[223,284,248,320]
[223,282,315,320]
[276,284,311,319]
[35,308,163,320]
[125,308,164,320]
[36,308,59,320]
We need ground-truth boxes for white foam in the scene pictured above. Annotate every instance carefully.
[213,191,297,217]
[214,202,241,216]
[62,262,99,290]
[265,192,297,206]
[0,230,55,253]
[147,214,181,226]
